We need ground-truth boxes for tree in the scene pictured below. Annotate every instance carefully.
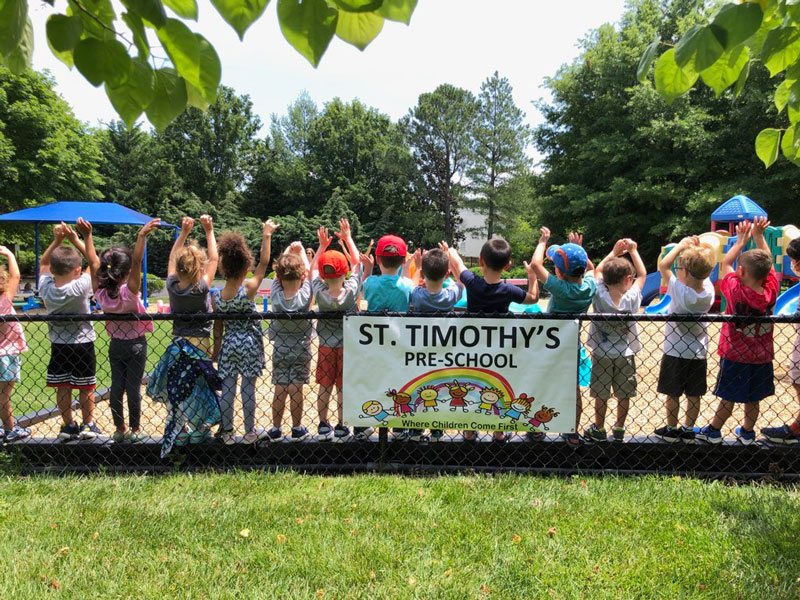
[467,71,531,240]
[0,0,418,131]
[404,84,479,244]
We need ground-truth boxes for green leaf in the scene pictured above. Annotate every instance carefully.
[277,0,338,67]
[712,2,762,49]
[122,11,150,58]
[157,19,200,89]
[375,0,415,24]
[734,58,750,97]
[46,14,83,52]
[781,123,800,165]
[674,24,703,68]
[775,79,794,112]
[761,26,800,76]
[69,0,117,41]
[755,128,780,167]
[185,80,209,110]
[3,15,31,74]
[637,37,660,84]
[73,37,132,87]
[335,10,383,50]
[106,58,155,128]
[163,0,197,20]
[0,0,27,56]
[333,0,382,12]
[700,45,748,96]
[195,33,220,103]
[120,0,166,28]
[210,0,269,40]
[654,48,698,104]
[675,24,724,72]
[787,81,800,124]
[145,68,188,131]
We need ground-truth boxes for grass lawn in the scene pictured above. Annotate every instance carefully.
[2,472,799,599]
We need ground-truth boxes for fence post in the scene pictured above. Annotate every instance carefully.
[378,427,388,471]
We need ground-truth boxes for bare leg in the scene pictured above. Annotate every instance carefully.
[79,388,95,424]
[665,395,680,428]
[317,385,333,424]
[684,395,701,428]
[710,400,734,430]
[743,402,760,431]
[288,383,304,428]
[0,382,14,430]
[272,384,289,429]
[336,387,343,424]
[614,396,630,430]
[593,397,607,429]
[57,387,73,424]
[791,383,800,428]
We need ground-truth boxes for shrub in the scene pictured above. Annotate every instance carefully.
[143,274,165,297]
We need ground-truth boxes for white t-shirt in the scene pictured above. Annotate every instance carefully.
[586,281,642,357]
[663,273,715,359]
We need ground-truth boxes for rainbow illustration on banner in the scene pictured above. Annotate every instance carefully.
[398,367,515,411]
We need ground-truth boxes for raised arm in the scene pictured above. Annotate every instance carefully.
[626,239,647,291]
[128,219,161,296]
[522,256,540,305]
[73,218,100,289]
[0,246,20,299]
[313,226,333,280]
[446,244,468,281]
[168,217,194,277]
[594,239,628,283]
[658,237,693,281]
[199,215,218,288]
[337,218,360,268]
[752,216,771,255]
[360,251,375,282]
[410,249,423,285]
[530,227,551,284]
[720,220,752,278]
[40,225,66,276]
[245,219,279,299]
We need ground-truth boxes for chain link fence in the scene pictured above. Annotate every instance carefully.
[2,310,799,478]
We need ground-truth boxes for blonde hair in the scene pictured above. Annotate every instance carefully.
[0,266,7,294]
[176,241,207,283]
[681,245,715,280]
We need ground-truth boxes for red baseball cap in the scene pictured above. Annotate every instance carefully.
[318,250,349,279]
[376,235,407,257]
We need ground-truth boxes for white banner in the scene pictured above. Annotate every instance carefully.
[343,316,578,434]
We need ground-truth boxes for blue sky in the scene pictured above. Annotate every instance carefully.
[29,0,627,133]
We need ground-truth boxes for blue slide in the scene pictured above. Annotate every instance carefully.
[775,282,800,316]
[641,272,663,307]
[644,294,671,314]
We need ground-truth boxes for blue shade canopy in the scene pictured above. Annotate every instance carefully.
[711,195,768,223]
[0,201,176,228]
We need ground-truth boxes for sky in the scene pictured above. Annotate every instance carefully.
[29,0,628,133]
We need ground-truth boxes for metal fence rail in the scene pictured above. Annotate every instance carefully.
[1,311,799,478]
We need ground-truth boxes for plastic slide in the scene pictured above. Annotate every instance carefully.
[641,272,663,307]
[775,282,800,316]
[644,294,671,315]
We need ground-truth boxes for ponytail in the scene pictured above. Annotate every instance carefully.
[98,247,132,298]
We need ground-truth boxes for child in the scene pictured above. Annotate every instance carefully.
[697,217,779,445]
[86,217,160,443]
[530,227,596,446]
[39,222,100,440]
[762,237,800,443]
[212,220,277,444]
[407,243,464,441]
[585,238,646,442]
[359,234,416,441]
[312,220,361,442]
[653,236,715,443]
[0,245,29,441]
[146,216,221,455]
[267,239,318,442]
[447,238,538,441]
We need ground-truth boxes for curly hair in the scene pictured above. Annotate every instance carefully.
[217,232,253,280]
[176,241,207,283]
[0,266,7,295]
[98,247,132,299]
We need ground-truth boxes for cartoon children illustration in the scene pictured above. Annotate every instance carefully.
[447,380,471,413]
[387,389,414,416]
[503,393,533,423]
[360,400,390,425]
[528,405,560,430]
[416,385,440,412]
[477,388,503,415]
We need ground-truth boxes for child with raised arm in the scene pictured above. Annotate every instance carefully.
[212,220,277,445]
[267,240,318,443]
[0,245,29,441]
[39,222,100,440]
[697,217,779,445]
[530,227,597,446]
[447,239,538,442]
[653,236,715,443]
[146,216,221,455]
[585,238,646,442]
[313,219,361,442]
[85,217,160,443]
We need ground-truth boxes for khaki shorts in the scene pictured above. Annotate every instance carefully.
[589,355,637,400]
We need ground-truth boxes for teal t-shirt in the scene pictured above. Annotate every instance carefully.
[363,274,415,311]
[544,273,596,314]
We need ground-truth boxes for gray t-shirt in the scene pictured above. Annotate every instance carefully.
[39,273,96,344]
[409,282,461,313]
[268,278,314,342]
[312,270,361,348]
[166,275,212,338]
[586,280,642,357]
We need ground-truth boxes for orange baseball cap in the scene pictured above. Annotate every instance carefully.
[319,250,349,279]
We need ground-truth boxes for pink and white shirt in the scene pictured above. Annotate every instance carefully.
[0,295,27,356]
[94,283,154,340]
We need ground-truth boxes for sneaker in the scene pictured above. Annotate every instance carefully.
[526,430,546,442]
[4,425,30,442]
[583,424,608,442]
[112,430,127,443]
[695,425,722,445]
[58,422,81,440]
[462,430,478,442]
[612,426,625,442]
[408,429,426,442]
[735,426,756,446]
[126,430,148,443]
[761,424,800,445]
[218,429,236,445]
[79,422,101,440]
[430,429,445,441]
[316,421,333,441]
[291,426,311,442]
[654,425,681,443]
[562,432,583,447]
[266,427,283,442]
[189,429,211,444]
[334,424,351,440]
[353,427,373,441]
[678,426,696,444]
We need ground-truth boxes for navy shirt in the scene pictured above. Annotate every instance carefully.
[459,270,525,313]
